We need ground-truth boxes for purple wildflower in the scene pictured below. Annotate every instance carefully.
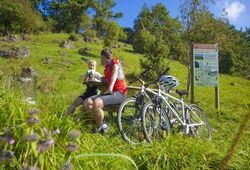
[0,128,15,144]
[9,139,15,145]
[42,127,49,137]
[0,151,14,164]
[28,108,40,115]
[26,116,40,126]
[66,142,78,152]
[37,138,54,153]
[23,133,39,142]
[53,128,60,135]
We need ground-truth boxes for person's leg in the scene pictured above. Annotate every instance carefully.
[83,94,100,119]
[65,97,83,115]
[92,98,105,128]
[91,92,126,129]
[83,96,94,110]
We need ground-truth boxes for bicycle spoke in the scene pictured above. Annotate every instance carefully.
[118,98,145,144]
[186,106,211,140]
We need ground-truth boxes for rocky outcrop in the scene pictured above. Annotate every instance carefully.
[79,47,91,56]
[60,40,74,49]
[0,46,30,58]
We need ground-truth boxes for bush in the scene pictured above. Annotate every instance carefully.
[0,0,45,33]
[132,30,155,54]
[82,29,96,38]
[68,33,79,41]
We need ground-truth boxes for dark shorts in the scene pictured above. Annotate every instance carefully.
[79,91,97,101]
[90,91,127,106]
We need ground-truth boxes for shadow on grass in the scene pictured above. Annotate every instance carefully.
[124,48,137,54]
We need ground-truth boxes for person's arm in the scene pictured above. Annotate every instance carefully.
[108,64,118,92]
[83,70,95,82]
[82,73,88,82]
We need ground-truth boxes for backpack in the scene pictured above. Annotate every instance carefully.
[107,59,125,80]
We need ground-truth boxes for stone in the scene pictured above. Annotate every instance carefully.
[20,67,37,78]
[42,56,52,64]
[79,47,91,56]
[83,36,93,42]
[3,34,20,42]
[60,40,74,49]
[16,46,30,58]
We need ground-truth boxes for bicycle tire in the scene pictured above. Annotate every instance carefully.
[117,97,145,144]
[186,105,212,140]
[142,101,171,144]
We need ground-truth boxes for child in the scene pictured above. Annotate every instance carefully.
[65,60,102,116]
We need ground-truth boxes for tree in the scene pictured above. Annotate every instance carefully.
[133,3,187,62]
[122,27,134,44]
[91,0,123,36]
[179,0,245,75]
[47,0,92,33]
[140,34,170,82]
[179,0,214,34]
[103,21,126,47]
[0,0,45,34]
[132,29,155,53]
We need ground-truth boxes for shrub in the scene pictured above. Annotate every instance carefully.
[82,29,96,38]
[0,0,45,34]
[68,33,79,41]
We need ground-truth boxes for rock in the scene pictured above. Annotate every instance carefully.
[83,36,93,43]
[112,44,120,48]
[20,67,37,78]
[0,49,15,58]
[79,47,91,56]
[0,46,29,58]
[16,46,29,58]
[42,56,52,64]
[60,40,74,49]
[3,34,20,42]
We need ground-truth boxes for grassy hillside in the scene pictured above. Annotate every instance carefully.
[0,33,250,169]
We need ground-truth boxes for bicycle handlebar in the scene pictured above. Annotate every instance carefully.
[145,67,170,88]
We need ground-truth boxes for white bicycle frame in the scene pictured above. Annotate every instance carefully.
[143,87,205,134]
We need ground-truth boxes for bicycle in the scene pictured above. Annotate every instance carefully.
[142,76,212,144]
[117,67,169,144]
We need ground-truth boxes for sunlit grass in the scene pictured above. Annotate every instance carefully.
[0,33,249,169]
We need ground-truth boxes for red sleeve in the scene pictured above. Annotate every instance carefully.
[112,58,118,65]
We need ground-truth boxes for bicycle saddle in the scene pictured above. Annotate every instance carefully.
[176,89,188,96]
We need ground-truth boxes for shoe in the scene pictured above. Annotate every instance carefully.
[91,123,108,134]
[99,123,108,134]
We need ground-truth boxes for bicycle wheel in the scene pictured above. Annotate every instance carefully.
[117,97,145,144]
[142,101,171,144]
[186,105,212,140]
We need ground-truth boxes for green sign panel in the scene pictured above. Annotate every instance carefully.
[193,44,219,86]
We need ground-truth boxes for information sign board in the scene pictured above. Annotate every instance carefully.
[193,44,219,86]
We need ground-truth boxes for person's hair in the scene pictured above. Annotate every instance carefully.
[88,60,96,67]
[101,48,112,59]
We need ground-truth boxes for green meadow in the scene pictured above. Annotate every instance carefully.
[0,33,250,169]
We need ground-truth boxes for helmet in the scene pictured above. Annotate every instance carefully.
[159,75,180,90]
